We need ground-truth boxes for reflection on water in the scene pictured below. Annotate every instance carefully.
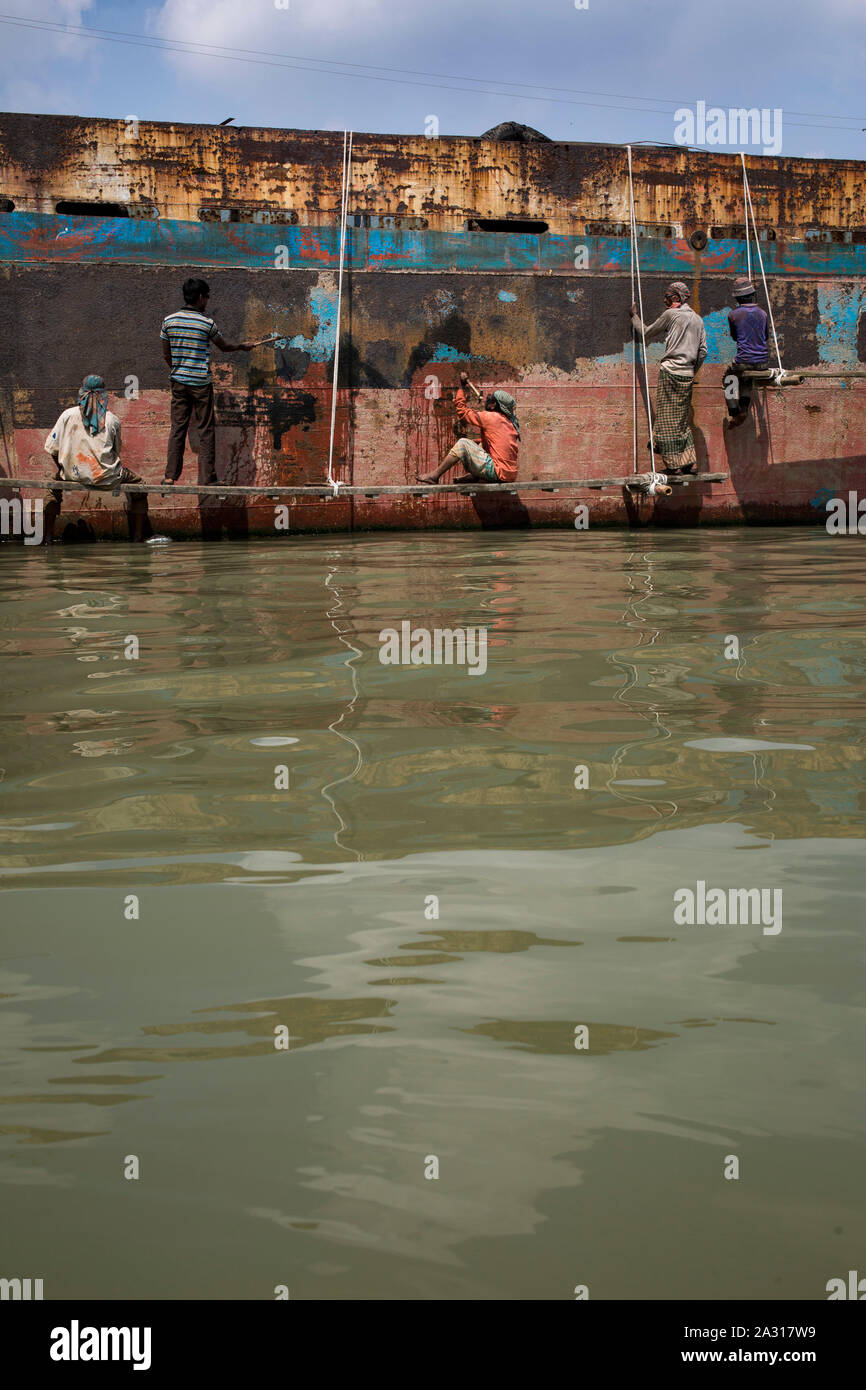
[0,529,864,1299]
[462,1019,677,1055]
[76,994,397,1065]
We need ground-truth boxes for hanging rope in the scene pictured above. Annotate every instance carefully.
[627,146,656,475]
[741,153,752,286]
[740,152,783,376]
[628,159,637,473]
[327,129,353,493]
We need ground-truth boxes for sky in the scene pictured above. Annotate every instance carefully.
[0,0,865,159]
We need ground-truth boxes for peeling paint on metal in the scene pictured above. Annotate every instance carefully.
[1,113,865,534]
[286,284,338,362]
[816,283,866,367]
[702,309,735,364]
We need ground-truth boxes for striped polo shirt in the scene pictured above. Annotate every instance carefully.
[160,307,220,385]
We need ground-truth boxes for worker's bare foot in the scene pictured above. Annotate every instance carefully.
[416,472,439,484]
[161,477,175,485]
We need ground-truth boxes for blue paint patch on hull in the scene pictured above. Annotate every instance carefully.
[429,343,482,362]
[4,212,866,277]
[702,309,735,364]
[816,283,866,366]
[286,285,338,361]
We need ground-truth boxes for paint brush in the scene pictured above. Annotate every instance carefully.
[248,332,288,349]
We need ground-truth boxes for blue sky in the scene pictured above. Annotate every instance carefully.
[1,0,864,159]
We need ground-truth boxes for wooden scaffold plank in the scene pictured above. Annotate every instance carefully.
[3,474,728,498]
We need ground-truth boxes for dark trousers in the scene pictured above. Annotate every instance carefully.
[166,381,217,482]
[723,360,769,418]
[42,467,147,542]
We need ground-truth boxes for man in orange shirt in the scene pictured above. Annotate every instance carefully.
[418,372,519,484]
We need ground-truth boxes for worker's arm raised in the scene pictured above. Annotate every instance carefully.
[454,373,481,429]
[629,305,671,340]
[213,333,255,353]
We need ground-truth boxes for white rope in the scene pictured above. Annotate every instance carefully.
[627,146,656,474]
[628,153,637,473]
[327,129,353,493]
[647,471,670,496]
[741,152,752,285]
[741,152,783,375]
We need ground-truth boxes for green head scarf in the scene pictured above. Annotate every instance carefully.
[492,390,520,440]
[78,374,108,436]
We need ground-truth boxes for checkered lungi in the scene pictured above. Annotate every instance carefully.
[653,367,697,470]
[453,437,499,482]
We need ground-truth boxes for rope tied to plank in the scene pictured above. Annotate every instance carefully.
[626,146,657,476]
[327,129,353,496]
[740,152,784,378]
[631,471,672,496]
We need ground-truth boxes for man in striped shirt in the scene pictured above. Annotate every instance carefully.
[160,278,254,484]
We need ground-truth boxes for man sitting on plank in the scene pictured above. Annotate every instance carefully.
[45,375,140,490]
[629,281,707,473]
[418,372,519,485]
[43,375,143,539]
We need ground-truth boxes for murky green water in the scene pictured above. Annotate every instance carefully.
[1,529,864,1300]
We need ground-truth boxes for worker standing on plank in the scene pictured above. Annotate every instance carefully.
[417,372,519,485]
[160,277,254,485]
[723,276,770,425]
[43,374,143,540]
[629,280,707,473]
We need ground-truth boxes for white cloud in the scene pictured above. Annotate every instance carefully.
[1,0,864,153]
[0,1,101,112]
[151,0,392,49]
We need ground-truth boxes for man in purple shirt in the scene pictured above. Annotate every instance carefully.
[724,277,770,424]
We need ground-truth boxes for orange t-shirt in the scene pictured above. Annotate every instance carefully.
[455,389,519,482]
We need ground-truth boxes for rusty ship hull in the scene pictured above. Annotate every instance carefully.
[0,114,864,538]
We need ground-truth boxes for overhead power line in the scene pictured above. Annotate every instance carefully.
[0,12,863,136]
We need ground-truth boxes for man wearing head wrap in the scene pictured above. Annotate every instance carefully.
[45,376,141,488]
[43,375,142,538]
[723,277,770,424]
[418,373,520,485]
[628,281,707,473]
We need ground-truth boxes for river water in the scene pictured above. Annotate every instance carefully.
[1,528,863,1300]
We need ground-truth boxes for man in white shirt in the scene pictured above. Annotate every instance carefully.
[43,375,143,540]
